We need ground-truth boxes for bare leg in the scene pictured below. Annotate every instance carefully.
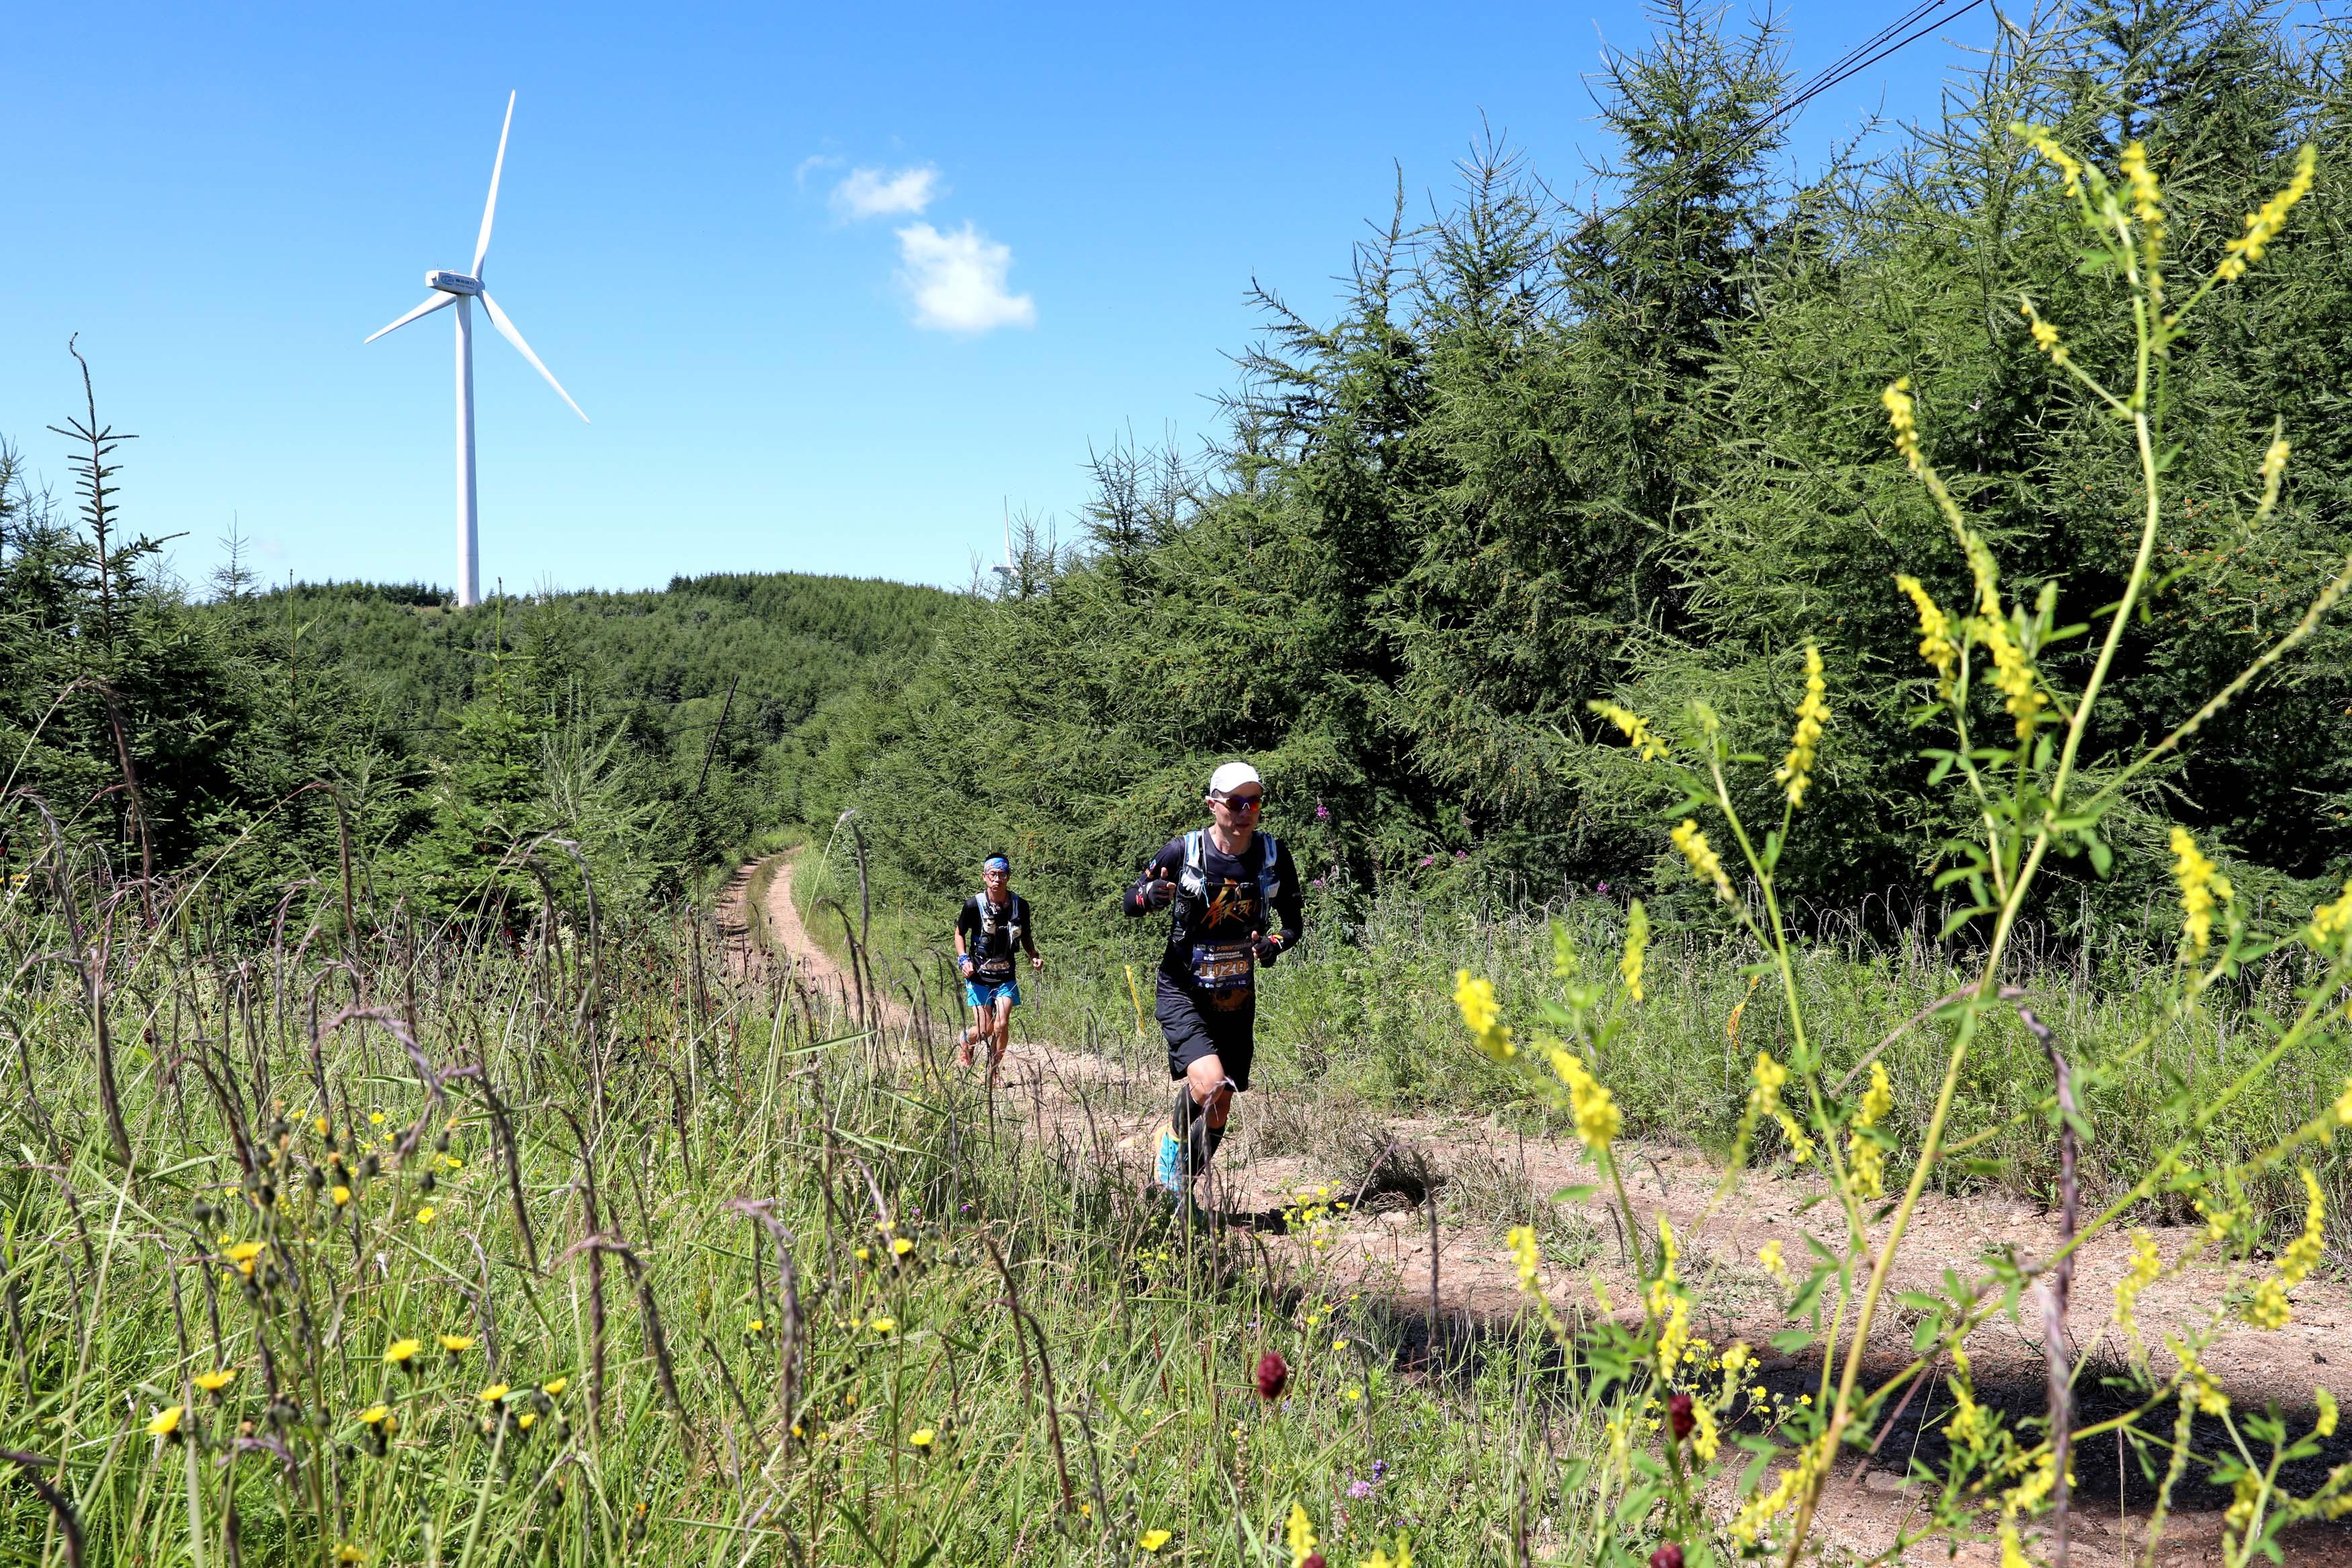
[986,998,1013,1086]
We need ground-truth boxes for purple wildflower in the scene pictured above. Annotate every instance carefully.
[1347,1479,1374,1499]
[1597,881,1609,896]
[1316,801,1331,821]
[1372,1459,1388,1479]
[1419,855,1437,868]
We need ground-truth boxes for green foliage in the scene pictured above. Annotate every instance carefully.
[812,0,2352,939]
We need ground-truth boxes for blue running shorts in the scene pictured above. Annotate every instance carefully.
[964,978,1021,1010]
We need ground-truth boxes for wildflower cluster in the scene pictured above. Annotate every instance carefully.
[2217,144,2316,281]
[1591,700,1669,761]
[1895,574,1959,696]
[1843,1061,1894,1200]
[2169,826,2233,959]
[1669,820,1732,902]
[2245,1168,2326,1329]
[1774,644,1829,807]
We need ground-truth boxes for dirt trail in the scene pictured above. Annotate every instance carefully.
[731,851,2352,1563]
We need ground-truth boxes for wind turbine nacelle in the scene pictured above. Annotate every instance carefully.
[426,270,482,296]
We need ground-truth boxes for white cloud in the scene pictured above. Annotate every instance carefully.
[794,153,843,187]
[894,221,1036,333]
[831,165,942,220]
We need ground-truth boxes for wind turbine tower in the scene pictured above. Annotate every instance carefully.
[366,92,587,608]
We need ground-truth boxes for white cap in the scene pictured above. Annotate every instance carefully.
[1207,760,1261,797]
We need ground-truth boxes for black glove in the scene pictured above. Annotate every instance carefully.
[1253,934,1285,967]
[1140,878,1177,910]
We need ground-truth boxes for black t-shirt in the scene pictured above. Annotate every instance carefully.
[956,892,1031,982]
[1124,832,1304,986]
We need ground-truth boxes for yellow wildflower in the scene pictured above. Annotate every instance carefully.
[1619,899,1648,1004]
[1590,700,1669,761]
[147,1404,184,1437]
[2335,1076,2352,1128]
[336,1547,365,1565]
[1656,1294,1691,1377]
[358,1405,391,1425]
[2015,124,2085,197]
[910,1427,936,1448]
[516,1411,536,1430]
[1758,1239,1786,1280]
[2021,300,2070,367]
[1140,1529,1172,1552]
[2170,826,2232,959]
[369,1111,384,1126]
[1671,820,1733,902]
[2120,140,2164,242]
[2319,1387,2339,1439]
[1775,643,1830,807]
[2310,881,2352,951]
[225,1241,265,1267]
[1882,378,1923,470]
[415,1207,436,1227]
[542,1377,568,1396]
[2217,144,2316,282]
[1730,1432,1830,1545]
[1846,1061,1894,1201]
[2248,1168,2326,1329]
[193,1368,237,1392]
[1452,971,1515,1061]
[1364,1538,1413,1568]
[1507,1225,1542,1294]
[476,1383,511,1403]
[869,1317,896,1336]
[1691,1395,1720,1461]
[439,1335,476,1353]
[331,1185,351,1207]
[2257,436,2291,521]
[1548,1045,1621,1149]
[892,1236,915,1257]
[1285,1502,1316,1566]
[383,1338,420,1364]
[1894,574,1959,697]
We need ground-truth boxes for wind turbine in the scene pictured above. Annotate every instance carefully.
[366,91,587,609]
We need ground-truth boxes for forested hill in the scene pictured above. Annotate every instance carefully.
[0,511,953,925]
[214,572,952,740]
[791,0,2352,941]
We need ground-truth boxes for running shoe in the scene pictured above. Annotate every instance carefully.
[1154,1129,1187,1196]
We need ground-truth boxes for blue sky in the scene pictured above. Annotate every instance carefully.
[1,1,1996,596]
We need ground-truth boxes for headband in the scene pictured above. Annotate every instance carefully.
[982,857,1011,873]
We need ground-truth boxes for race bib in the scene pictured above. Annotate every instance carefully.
[1188,942,1256,992]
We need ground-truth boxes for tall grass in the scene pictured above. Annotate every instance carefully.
[0,863,1630,1566]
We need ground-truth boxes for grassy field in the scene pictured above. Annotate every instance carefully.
[0,878,1642,1567]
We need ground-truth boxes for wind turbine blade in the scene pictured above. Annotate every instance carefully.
[364,292,456,343]
[472,90,515,275]
[478,291,589,422]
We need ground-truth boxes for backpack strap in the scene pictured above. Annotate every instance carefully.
[1255,832,1282,914]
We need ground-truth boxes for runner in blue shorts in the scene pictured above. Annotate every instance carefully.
[954,853,1042,1083]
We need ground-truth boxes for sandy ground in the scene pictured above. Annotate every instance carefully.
[720,852,2352,1563]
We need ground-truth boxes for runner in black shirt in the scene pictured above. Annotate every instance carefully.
[1125,761,1303,1209]
[954,853,1041,1083]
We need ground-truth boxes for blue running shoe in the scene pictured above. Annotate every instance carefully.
[1154,1129,1187,1196]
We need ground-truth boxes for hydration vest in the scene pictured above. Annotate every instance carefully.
[969,893,1025,980]
[1170,829,1282,947]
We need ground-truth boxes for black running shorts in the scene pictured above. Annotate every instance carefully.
[1157,971,1257,1090]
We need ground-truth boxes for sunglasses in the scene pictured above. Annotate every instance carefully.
[1216,793,1265,810]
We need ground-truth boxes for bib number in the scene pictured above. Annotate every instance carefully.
[1188,942,1255,992]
